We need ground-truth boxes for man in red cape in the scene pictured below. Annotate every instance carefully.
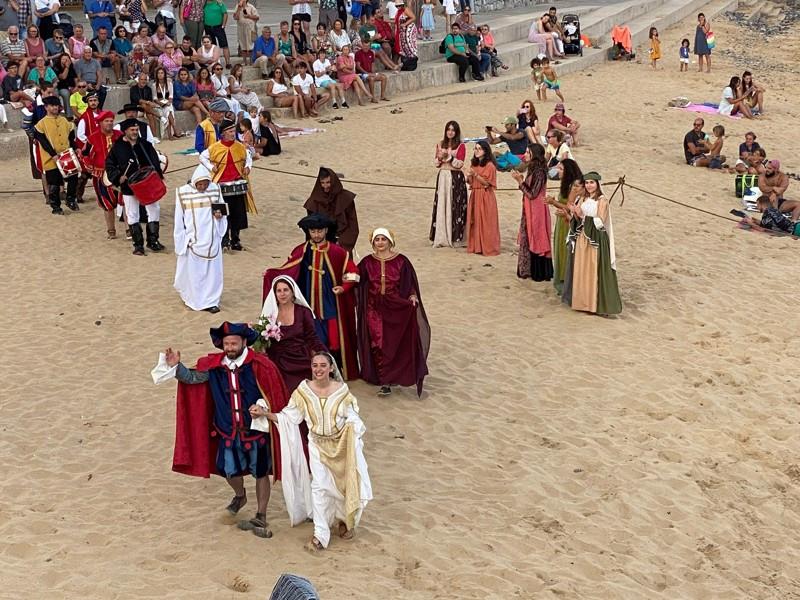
[262,213,360,380]
[82,110,123,239]
[74,91,101,203]
[165,321,288,539]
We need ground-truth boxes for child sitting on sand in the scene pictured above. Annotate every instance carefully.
[541,57,565,102]
[679,38,690,71]
[707,124,726,169]
[530,57,545,100]
[648,27,661,69]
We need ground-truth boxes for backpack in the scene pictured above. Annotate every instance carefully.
[735,173,758,198]
[439,36,447,54]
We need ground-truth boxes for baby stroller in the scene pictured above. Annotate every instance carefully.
[56,12,75,39]
[561,14,582,56]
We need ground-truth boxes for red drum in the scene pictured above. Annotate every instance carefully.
[128,167,166,205]
[56,149,83,178]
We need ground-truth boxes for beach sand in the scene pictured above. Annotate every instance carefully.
[1,10,799,599]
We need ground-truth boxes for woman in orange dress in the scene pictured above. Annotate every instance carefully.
[466,140,501,256]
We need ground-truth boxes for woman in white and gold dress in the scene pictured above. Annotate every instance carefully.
[251,351,372,551]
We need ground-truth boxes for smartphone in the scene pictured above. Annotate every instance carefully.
[730,209,746,218]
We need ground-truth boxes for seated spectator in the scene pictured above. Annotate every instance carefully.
[177,36,198,73]
[130,72,160,136]
[454,7,490,76]
[544,6,565,56]
[274,21,298,75]
[335,45,371,105]
[744,195,800,235]
[291,18,315,64]
[238,116,257,156]
[705,124,727,169]
[2,62,28,103]
[358,14,400,71]
[2,27,29,78]
[518,99,541,145]
[233,0,259,64]
[174,67,208,124]
[544,129,573,179]
[487,116,528,169]
[45,28,69,66]
[68,24,90,62]
[54,54,78,117]
[683,118,710,166]
[195,35,222,70]
[734,131,761,174]
[228,63,262,114]
[757,159,791,209]
[210,62,242,116]
[152,65,181,139]
[347,17,363,52]
[311,22,334,61]
[253,26,285,79]
[194,66,216,109]
[444,23,484,83]
[328,19,351,54]
[312,48,346,108]
[548,102,580,146]
[355,43,389,102]
[112,26,134,79]
[157,40,184,78]
[69,80,90,119]
[291,61,324,117]
[266,66,301,119]
[150,24,174,55]
[719,76,754,119]
[73,46,107,107]
[255,108,302,156]
[132,24,155,76]
[92,26,129,83]
[27,55,57,86]
[739,70,765,115]
[529,14,557,59]
[479,24,508,77]
[24,25,46,62]
[372,12,396,58]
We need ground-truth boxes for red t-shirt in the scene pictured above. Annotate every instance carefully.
[354,49,375,74]
[548,114,572,132]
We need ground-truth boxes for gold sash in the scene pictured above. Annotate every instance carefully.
[312,423,361,531]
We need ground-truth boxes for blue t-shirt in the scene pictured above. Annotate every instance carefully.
[679,46,689,59]
[113,37,133,55]
[89,0,115,35]
[173,79,196,109]
[252,36,276,63]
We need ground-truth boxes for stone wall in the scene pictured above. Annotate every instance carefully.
[473,0,545,14]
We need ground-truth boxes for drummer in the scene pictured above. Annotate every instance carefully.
[105,118,166,256]
[199,118,254,252]
[82,111,123,239]
[33,96,79,215]
[114,103,157,145]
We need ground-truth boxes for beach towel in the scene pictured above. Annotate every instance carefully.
[677,103,742,119]
[610,25,632,52]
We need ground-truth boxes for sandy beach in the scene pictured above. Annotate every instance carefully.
[1,7,799,599]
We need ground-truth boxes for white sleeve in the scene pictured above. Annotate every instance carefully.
[581,199,598,218]
[276,411,313,526]
[244,147,253,169]
[198,148,213,171]
[77,119,87,143]
[173,189,188,255]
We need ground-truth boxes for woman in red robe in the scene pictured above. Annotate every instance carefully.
[356,228,430,396]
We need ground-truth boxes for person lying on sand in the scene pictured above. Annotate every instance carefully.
[740,195,800,236]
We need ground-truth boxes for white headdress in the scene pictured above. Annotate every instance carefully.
[191,165,212,188]
[370,227,395,247]
[260,275,312,322]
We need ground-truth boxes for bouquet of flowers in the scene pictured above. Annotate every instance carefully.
[251,314,282,353]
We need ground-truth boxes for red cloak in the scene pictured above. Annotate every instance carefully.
[172,350,289,479]
[263,241,360,380]
[83,129,123,176]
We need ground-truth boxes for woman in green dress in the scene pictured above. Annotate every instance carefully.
[550,159,583,294]
[561,172,622,316]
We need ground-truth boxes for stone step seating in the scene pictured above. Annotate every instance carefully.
[461,0,740,96]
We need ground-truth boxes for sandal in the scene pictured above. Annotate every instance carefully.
[378,385,392,396]
[225,493,247,515]
[338,522,354,540]
[305,537,324,552]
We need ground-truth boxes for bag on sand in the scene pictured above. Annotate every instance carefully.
[735,173,758,198]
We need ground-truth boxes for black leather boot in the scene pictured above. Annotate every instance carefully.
[230,229,243,251]
[130,223,145,255]
[48,184,63,214]
[146,222,165,251]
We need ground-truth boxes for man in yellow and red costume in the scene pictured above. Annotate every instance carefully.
[263,213,360,380]
[199,118,255,252]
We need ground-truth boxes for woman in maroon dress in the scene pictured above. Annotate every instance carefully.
[261,275,327,393]
[356,228,431,397]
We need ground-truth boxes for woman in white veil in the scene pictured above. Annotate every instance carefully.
[260,275,327,393]
[252,350,372,552]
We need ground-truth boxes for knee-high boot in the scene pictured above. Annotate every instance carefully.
[146,221,165,251]
[230,228,242,251]
[103,210,117,239]
[130,223,145,255]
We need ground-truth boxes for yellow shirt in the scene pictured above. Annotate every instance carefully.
[35,115,74,171]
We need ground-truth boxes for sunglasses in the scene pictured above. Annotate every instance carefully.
[78,85,87,88]
[55,36,64,40]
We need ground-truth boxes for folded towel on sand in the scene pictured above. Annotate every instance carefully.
[677,103,743,119]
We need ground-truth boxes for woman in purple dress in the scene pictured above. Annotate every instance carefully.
[261,275,327,393]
